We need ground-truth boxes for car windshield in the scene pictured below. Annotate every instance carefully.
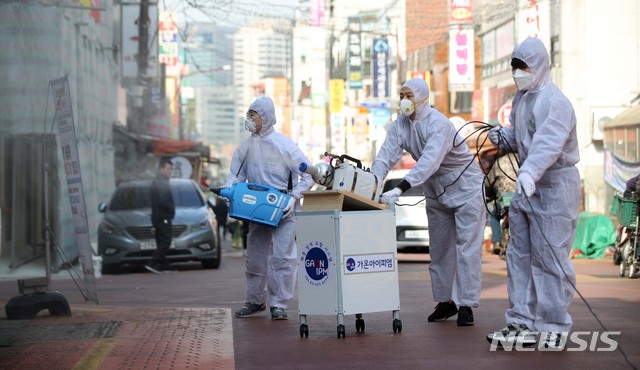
[383,178,423,196]
[109,181,204,210]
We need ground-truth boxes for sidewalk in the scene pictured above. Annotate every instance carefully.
[0,304,235,369]
[0,242,241,369]
[0,243,639,370]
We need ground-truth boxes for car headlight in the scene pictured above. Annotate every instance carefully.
[190,218,212,232]
[100,220,123,236]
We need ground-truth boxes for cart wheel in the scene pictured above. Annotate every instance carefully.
[337,324,346,338]
[628,263,637,279]
[300,324,309,338]
[393,319,402,333]
[620,260,627,277]
[355,318,365,333]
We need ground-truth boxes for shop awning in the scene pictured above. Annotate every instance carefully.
[604,104,640,129]
[152,138,203,155]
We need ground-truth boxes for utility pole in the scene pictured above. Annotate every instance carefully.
[325,0,335,154]
[136,0,150,134]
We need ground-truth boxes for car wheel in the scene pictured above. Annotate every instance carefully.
[102,263,119,274]
[201,244,221,269]
[201,258,220,269]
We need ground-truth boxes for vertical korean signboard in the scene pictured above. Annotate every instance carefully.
[310,0,325,27]
[330,79,345,154]
[347,17,363,89]
[372,38,389,98]
[449,0,474,92]
[159,11,179,76]
[518,0,550,52]
[449,28,475,91]
[50,76,98,304]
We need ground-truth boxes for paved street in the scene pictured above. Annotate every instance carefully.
[0,238,639,369]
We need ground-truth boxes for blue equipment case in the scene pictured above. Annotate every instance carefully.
[218,183,291,228]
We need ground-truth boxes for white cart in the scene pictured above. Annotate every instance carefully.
[295,208,401,338]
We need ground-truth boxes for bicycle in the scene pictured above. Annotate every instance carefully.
[495,192,514,260]
[611,192,640,278]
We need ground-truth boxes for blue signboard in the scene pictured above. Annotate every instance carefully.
[372,38,389,98]
[347,17,363,89]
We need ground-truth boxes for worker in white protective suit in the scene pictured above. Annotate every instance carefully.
[485,38,580,350]
[224,97,314,320]
[372,77,486,327]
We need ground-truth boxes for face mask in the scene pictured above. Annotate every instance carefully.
[399,99,415,117]
[244,118,257,134]
[513,69,533,91]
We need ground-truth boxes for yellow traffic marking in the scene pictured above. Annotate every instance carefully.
[72,339,115,370]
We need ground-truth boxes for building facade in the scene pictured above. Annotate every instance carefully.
[0,1,118,265]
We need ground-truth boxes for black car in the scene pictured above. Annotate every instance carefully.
[98,178,220,272]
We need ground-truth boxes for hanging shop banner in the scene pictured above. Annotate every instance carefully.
[448,27,475,91]
[50,76,98,304]
[449,0,473,24]
[604,148,640,193]
[347,17,363,89]
[372,38,389,98]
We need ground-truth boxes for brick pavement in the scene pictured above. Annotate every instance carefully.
[0,304,234,369]
[0,243,639,370]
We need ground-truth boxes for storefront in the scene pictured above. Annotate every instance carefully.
[603,104,640,193]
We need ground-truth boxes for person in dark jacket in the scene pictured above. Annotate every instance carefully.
[213,196,229,240]
[146,158,176,273]
[624,173,640,197]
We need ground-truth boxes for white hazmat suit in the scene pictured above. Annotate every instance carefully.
[490,38,580,333]
[225,97,314,310]
[372,78,485,308]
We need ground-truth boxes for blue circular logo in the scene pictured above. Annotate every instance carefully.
[266,193,278,204]
[305,247,329,281]
[346,257,356,272]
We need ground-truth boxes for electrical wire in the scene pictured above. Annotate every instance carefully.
[392,120,493,207]
[490,127,636,370]
[523,193,636,369]
[394,117,636,368]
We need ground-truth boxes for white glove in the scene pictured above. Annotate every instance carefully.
[379,188,402,204]
[516,172,536,197]
[487,126,502,146]
[283,197,296,215]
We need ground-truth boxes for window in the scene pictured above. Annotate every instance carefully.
[109,181,203,210]
[550,36,560,67]
[449,91,472,114]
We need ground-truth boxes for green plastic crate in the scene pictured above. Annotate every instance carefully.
[498,192,514,208]
[614,195,638,229]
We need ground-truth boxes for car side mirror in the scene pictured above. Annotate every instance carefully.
[207,196,215,209]
[98,202,107,213]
